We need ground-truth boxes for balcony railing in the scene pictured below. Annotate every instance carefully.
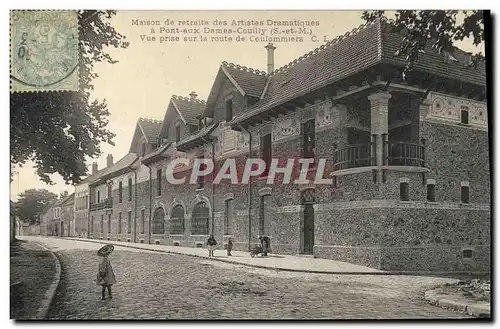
[333,143,374,171]
[386,141,425,167]
[89,198,113,212]
[333,140,425,171]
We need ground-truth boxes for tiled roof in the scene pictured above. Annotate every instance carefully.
[221,62,268,98]
[176,123,218,152]
[141,142,172,165]
[90,153,139,184]
[231,18,486,126]
[171,95,206,125]
[138,118,162,143]
[379,21,486,86]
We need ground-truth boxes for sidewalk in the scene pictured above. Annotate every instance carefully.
[425,284,490,318]
[10,239,60,319]
[59,236,384,275]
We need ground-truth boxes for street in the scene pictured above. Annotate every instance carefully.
[32,237,469,319]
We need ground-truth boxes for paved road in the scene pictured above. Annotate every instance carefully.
[32,237,469,319]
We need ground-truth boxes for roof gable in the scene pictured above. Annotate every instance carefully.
[205,63,268,116]
[129,118,162,152]
[171,95,206,125]
[222,62,268,98]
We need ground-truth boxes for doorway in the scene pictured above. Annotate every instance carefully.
[303,204,315,254]
[60,222,64,237]
[301,188,316,255]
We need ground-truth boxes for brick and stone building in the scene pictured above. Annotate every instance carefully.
[60,193,75,237]
[58,18,491,272]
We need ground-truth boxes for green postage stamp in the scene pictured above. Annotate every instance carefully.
[10,10,79,92]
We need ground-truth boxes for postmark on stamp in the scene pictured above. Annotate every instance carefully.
[10,10,79,93]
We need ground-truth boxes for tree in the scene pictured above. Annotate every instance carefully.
[362,10,486,78]
[10,11,129,185]
[14,189,58,225]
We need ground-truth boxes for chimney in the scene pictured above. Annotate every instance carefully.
[189,91,198,100]
[92,162,98,175]
[265,43,276,74]
[106,154,113,168]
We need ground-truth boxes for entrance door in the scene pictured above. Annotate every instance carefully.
[303,204,315,254]
[60,222,64,237]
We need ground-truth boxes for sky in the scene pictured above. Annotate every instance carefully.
[9,10,484,200]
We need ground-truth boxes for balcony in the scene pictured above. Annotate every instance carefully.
[333,141,425,172]
[333,143,375,171]
[387,141,425,167]
[89,198,113,212]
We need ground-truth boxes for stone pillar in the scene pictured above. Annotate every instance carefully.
[418,98,432,139]
[368,92,392,166]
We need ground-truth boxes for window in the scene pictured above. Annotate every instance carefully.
[259,195,270,235]
[170,205,185,234]
[302,119,315,162]
[128,178,133,201]
[85,195,88,209]
[461,106,469,124]
[400,181,409,201]
[90,216,94,233]
[157,168,162,196]
[118,181,123,203]
[141,209,145,234]
[118,212,122,234]
[127,211,132,234]
[100,214,104,233]
[175,125,181,143]
[198,118,204,130]
[224,199,234,235]
[97,191,101,203]
[225,99,233,122]
[107,184,112,199]
[107,214,111,233]
[197,156,206,190]
[191,202,209,235]
[462,249,473,259]
[141,142,146,157]
[427,181,436,202]
[261,134,272,177]
[461,185,470,204]
[152,207,165,234]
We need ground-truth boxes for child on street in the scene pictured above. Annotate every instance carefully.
[96,244,117,300]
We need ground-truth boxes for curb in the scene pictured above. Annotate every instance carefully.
[33,242,62,319]
[424,288,490,318]
[58,237,488,277]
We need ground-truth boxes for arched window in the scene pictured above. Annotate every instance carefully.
[152,207,165,234]
[191,202,209,235]
[170,205,185,234]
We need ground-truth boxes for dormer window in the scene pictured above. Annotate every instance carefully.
[225,99,233,122]
[175,125,181,143]
[141,142,146,157]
